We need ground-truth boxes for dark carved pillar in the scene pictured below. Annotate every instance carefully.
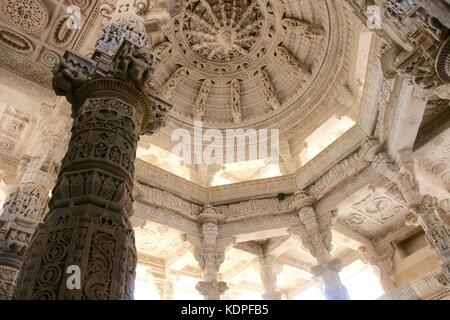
[13,2,171,300]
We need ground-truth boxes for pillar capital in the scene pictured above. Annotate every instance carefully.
[358,245,396,292]
[288,210,336,264]
[196,280,228,301]
[290,190,315,211]
[359,136,383,163]
[197,204,225,224]
[289,206,347,299]
[192,207,231,300]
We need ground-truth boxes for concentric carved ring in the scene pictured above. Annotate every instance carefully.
[181,0,264,62]
[436,37,450,82]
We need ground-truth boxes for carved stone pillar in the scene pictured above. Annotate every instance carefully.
[311,259,350,301]
[413,196,450,287]
[258,255,282,300]
[191,205,231,300]
[288,191,350,300]
[154,275,176,300]
[0,105,71,300]
[13,2,171,300]
[370,147,450,288]
[358,245,396,293]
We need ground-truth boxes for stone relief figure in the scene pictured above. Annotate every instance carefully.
[377,1,450,90]
[275,46,310,82]
[257,69,281,111]
[22,188,40,219]
[230,79,242,123]
[52,57,90,103]
[162,67,188,100]
[115,45,153,91]
[194,79,212,120]
[282,18,324,41]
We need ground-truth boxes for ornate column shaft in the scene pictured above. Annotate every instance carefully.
[258,255,282,300]
[191,205,230,300]
[13,1,171,299]
[0,105,71,300]
[369,145,450,288]
[288,191,350,300]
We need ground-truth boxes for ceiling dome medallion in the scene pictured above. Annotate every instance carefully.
[182,0,264,62]
[1,0,49,34]
[154,0,332,127]
[169,0,283,78]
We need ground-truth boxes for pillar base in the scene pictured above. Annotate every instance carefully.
[262,292,282,300]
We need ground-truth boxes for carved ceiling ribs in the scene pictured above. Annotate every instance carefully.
[194,79,213,120]
[230,79,242,123]
[162,67,189,100]
[256,69,281,111]
[275,45,311,84]
[282,18,325,41]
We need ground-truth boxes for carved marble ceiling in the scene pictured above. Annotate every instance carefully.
[0,0,373,187]
[150,0,330,126]
[0,0,449,300]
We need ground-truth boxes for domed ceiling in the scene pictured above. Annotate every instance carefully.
[137,0,368,186]
[0,0,369,187]
[148,0,347,129]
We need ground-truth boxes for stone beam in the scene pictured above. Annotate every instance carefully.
[265,236,298,257]
[386,82,427,159]
[233,242,263,256]
[166,243,193,270]
[220,212,300,240]
[333,221,374,250]
[277,256,313,275]
[223,258,257,281]
[134,201,200,237]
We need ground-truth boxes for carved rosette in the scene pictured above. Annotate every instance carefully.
[14,3,172,300]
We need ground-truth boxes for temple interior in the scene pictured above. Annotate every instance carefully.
[0,0,449,300]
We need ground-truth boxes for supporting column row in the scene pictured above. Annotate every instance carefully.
[0,105,71,300]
